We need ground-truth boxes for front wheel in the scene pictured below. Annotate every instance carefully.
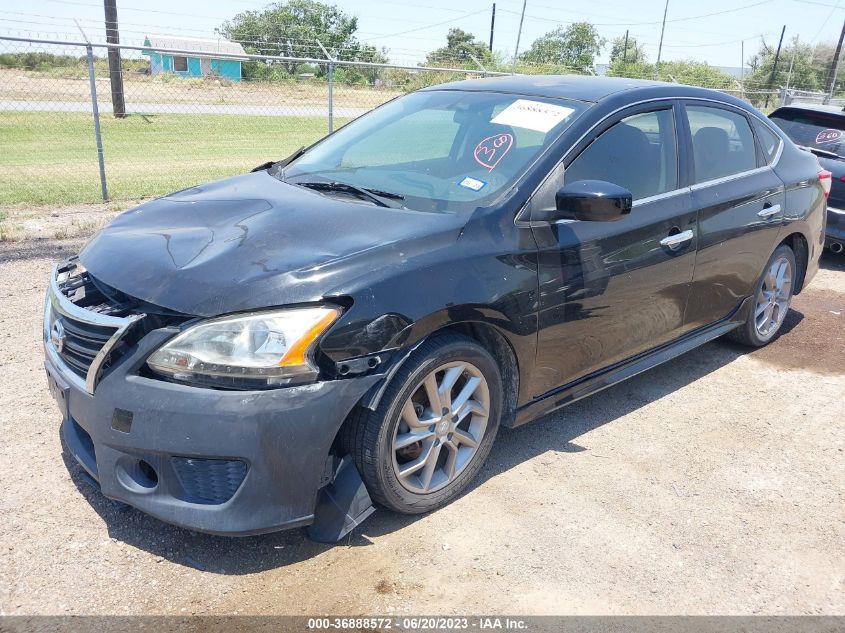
[343,333,502,514]
[729,244,796,347]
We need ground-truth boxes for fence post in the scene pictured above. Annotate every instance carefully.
[327,62,334,134]
[85,44,109,202]
[316,39,334,134]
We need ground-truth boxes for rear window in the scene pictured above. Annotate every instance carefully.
[770,108,845,156]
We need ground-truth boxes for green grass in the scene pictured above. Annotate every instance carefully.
[0,112,339,205]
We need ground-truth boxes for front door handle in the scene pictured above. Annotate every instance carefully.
[660,229,694,248]
[758,203,782,218]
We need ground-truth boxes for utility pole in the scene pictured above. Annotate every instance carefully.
[513,0,527,70]
[764,25,786,108]
[103,0,125,118]
[623,29,629,62]
[741,40,745,100]
[655,0,669,77]
[489,3,496,52]
[826,19,845,103]
[785,35,799,94]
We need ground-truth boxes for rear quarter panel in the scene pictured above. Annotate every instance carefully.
[774,143,827,290]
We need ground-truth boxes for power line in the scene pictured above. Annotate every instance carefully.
[497,0,775,28]
[363,8,489,41]
[793,0,845,7]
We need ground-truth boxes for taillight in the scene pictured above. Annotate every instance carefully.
[819,169,832,200]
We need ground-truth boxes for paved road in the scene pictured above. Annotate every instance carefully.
[0,99,371,118]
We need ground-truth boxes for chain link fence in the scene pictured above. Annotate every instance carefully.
[0,35,503,207]
[779,87,845,107]
[0,34,787,208]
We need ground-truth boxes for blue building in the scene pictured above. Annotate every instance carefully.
[143,35,247,82]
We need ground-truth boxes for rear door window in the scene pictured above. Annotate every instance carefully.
[753,120,782,165]
[685,105,757,183]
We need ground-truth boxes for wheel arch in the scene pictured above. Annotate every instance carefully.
[779,231,809,294]
[330,320,522,459]
[366,320,519,422]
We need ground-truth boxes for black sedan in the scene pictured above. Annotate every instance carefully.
[770,102,845,253]
[43,76,827,539]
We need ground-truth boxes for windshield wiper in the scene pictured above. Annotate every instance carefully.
[797,144,843,160]
[253,146,307,175]
[295,180,404,208]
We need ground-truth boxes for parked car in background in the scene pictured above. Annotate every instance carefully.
[44,76,827,540]
[770,103,845,253]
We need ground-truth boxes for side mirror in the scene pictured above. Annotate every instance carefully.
[535,180,633,223]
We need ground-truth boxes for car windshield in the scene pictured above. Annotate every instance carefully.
[282,90,584,213]
[770,108,845,157]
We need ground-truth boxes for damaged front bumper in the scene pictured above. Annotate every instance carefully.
[43,267,380,536]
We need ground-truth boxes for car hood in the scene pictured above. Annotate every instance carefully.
[80,172,467,316]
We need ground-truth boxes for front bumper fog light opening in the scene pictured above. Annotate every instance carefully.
[116,456,159,492]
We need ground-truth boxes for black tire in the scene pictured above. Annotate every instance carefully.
[728,244,797,347]
[342,332,502,514]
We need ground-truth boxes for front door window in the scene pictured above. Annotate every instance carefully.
[565,109,678,200]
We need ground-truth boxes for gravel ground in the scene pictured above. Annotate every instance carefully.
[0,233,843,616]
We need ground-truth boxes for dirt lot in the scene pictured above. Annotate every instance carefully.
[0,219,843,616]
[0,68,402,109]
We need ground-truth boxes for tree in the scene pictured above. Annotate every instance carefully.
[605,60,652,80]
[609,34,646,64]
[424,28,494,68]
[520,22,605,73]
[219,0,385,75]
[655,60,737,90]
[606,58,737,91]
[744,36,841,98]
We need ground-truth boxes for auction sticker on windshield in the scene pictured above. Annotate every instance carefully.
[491,99,576,133]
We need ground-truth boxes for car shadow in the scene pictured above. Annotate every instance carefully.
[61,325,771,575]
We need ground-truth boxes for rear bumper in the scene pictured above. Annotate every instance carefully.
[45,329,380,536]
[826,206,845,243]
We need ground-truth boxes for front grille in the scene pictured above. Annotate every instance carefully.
[55,314,117,379]
[171,457,248,505]
[54,259,139,318]
[45,258,148,390]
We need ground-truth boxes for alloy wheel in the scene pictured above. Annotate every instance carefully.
[391,361,490,494]
[754,255,792,338]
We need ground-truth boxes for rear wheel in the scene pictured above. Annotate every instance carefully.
[729,244,796,347]
[343,333,501,514]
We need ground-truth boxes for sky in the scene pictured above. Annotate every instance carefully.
[2,0,845,68]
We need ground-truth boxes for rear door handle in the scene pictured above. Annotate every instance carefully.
[660,229,694,248]
[758,203,782,218]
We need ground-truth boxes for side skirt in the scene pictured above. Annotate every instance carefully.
[510,296,752,428]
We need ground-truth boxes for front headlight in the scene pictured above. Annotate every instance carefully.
[147,306,340,388]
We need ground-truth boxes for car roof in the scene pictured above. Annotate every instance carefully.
[421,74,734,104]
[771,102,845,117]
